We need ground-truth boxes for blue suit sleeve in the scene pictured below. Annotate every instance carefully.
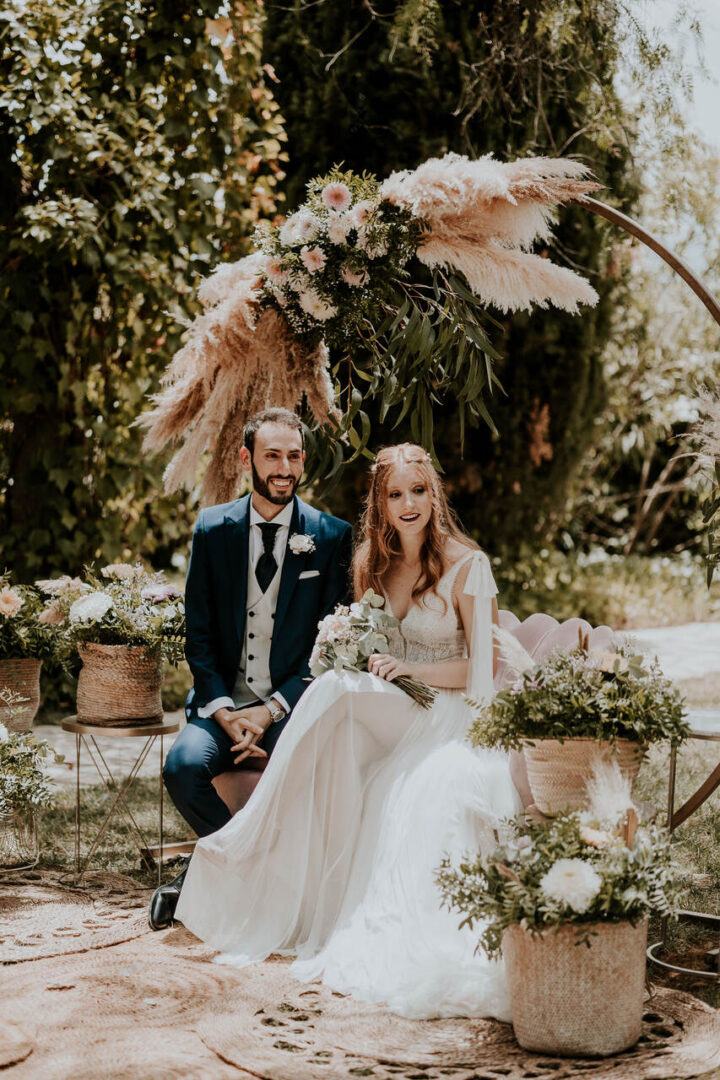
[273,521,353,711]
[184,512,229,707]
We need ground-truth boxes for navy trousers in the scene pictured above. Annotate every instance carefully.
[163,708,290,837]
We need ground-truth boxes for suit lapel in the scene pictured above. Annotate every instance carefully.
[224,495,251,642]
[273,497,306,634]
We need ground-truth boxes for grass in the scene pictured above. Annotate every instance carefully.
[37,777,194,883]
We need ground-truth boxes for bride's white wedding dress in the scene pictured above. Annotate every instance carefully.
[176,550,521,1020]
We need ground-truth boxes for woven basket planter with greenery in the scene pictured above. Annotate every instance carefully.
[39,563,185,726]
[76,643,164,726]
[503,918,648,1055]
[437,795,680,1060]
[522,736,645,815]
[0,659,42,732]
[469,633,688,812]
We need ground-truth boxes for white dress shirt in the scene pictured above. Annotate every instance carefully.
[197,500,294,720]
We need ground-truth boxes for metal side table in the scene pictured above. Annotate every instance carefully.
[61,716,180,886]
[647,714,720,979]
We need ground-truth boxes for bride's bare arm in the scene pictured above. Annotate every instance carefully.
[367,560,499,690]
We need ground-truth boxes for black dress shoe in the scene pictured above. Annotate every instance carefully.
[148,865,188,931]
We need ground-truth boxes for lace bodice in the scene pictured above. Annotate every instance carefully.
[384,551,488,665]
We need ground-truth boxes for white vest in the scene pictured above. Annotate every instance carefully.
[231,557,282,706]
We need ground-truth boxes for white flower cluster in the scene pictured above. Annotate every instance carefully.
[259,176,401,330]
[69,591,114,624]
[539,858,603,914]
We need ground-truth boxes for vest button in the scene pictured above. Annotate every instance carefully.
[249,611,255,617]
[248,655,254,661]
[248,633,255,639]
[247,676,253,683]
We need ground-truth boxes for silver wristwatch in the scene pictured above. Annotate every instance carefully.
[266,698,286,724]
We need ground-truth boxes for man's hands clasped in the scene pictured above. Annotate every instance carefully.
[214,704,272,765]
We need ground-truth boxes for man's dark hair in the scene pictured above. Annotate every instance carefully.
[242,408,305,455]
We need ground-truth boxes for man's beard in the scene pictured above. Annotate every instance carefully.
[251,461,300,505]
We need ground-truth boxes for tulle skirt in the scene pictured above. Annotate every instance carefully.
[176,670,521,1020]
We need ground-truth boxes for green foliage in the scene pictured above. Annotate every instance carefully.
[263,1,709,553]
[470,644,689,751]
[0,0,286,578]
[0,691,56,815]
[0,575,56,660]
[494,547,720,629]
[436,811,681,959]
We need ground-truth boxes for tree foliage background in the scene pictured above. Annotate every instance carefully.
[0,0,286,579]
[262,0,712,555]
[1,0,716,584]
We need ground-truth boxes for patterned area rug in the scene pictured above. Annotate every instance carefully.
[1,874,719,1080]
[0,870,148,963]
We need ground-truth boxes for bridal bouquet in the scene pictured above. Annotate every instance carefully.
[38,564,185,665]
[309,590,436,709]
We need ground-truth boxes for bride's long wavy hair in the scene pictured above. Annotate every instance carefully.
[353,444,477,606]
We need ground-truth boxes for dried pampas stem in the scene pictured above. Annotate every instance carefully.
[585,757,636,823]
[381,152,601,313]
[136,261,334,504]
[492,625,537,675]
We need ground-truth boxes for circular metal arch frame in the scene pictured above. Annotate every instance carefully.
[578,196,720,327]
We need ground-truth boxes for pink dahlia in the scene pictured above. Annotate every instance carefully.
[321,182,352,212]
[300,245,327,273]
[262,255,289,284]
[341,267,369,288]
[0,587,23,618]
[351,200,375,228]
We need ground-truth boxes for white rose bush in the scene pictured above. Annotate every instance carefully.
[309,589,436,709]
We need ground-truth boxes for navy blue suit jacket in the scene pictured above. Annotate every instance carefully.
[184,494,353,721]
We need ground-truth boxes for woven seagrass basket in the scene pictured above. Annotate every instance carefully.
[523,736,645,815]
[0,659,42,732]
[504,918,648,1056]
[76,643,163,726]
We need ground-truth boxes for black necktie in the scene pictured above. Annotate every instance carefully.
[255,522,280,593]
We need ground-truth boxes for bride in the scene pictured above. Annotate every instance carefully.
[176,443,522,1020]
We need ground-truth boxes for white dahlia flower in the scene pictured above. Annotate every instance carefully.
[69,591,114,624]
[539,858,602,913]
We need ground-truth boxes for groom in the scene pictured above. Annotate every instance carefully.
[149,407,353,929]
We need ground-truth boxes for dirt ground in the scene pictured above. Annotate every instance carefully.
[2,871,720,1080]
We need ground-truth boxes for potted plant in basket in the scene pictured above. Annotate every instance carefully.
[0,573,58,730]
[437,765,681,1057]
[45,564,185,726]
[470,631,688,814]
[0,689,57,869]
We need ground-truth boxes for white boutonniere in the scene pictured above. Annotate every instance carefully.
[289,533,316,555]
